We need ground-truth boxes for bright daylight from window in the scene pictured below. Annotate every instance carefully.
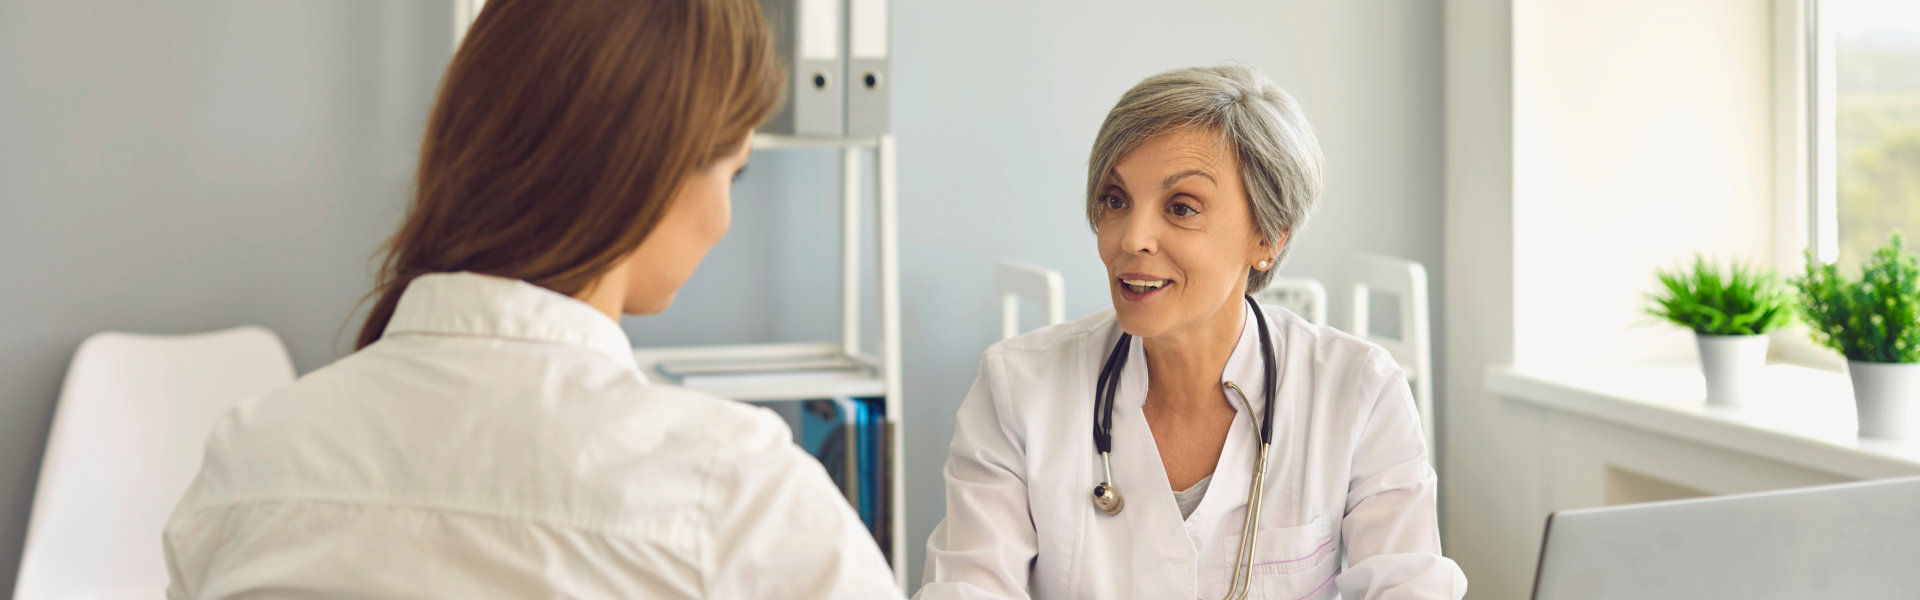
[1833,0,1920,264]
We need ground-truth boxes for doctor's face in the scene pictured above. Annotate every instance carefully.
[1096,128,1274,339]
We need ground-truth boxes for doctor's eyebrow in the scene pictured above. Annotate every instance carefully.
[1161,169,1216,190]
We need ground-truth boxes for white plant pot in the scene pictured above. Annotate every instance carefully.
[1847,360,1920,440]
[1695,334,1769,407]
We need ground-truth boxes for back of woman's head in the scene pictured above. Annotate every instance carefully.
[355,0,784,349]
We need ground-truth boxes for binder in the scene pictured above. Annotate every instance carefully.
[874,417,893,562]
[797,399,859,503]
[843,0,890,136]
[796,397,884,537]
[758,0,845,136]
[853,398,876,525]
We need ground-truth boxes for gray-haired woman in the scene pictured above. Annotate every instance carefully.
[916,65,1466,599]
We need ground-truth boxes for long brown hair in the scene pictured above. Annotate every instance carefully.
[355,0,784,349]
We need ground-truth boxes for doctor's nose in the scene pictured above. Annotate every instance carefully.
[1117,212,1160,255]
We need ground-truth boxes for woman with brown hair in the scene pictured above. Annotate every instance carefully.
[162,1,901,597]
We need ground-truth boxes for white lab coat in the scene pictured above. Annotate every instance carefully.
[918,302,1465,600]
[164,272,901,599]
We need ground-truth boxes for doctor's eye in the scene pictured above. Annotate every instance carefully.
[1100,194,1128,212]
[1168,201,1198,217]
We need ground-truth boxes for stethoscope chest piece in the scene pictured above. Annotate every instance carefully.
[1092,482,1125,515]
[1092,450,1125,515]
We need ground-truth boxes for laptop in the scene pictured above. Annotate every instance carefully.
[1531,476,1920,599]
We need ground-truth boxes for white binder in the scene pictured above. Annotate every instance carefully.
[843,0,890,136]
[758,0,845,136]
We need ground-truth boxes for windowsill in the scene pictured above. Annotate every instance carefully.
[1486,364,1920,480]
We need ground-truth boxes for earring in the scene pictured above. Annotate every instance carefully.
[1257,259,1271,270]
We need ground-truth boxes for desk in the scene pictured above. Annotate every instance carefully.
[1467,363,1920,600]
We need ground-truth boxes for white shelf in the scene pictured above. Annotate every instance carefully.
[752,132,882,151]
[1488,363,1920,480]
[633,342,886,402]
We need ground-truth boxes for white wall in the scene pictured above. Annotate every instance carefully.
[1441,0,1527,596]
[1444,1,1784,598]
[0,1,452,595]
[628,0,1449,590]
[1513,0,1778,369]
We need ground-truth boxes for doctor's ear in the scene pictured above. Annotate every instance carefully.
[1249,232,1287,271]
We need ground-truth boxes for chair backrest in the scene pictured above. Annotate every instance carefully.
[1348,254,1434,465]
[996,260,1065,340]
[1253,277,1329,326]
[16,326,295,599]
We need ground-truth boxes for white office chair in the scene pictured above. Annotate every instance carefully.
[15,326,296,600]
[1348,254,1434,466]
[1253,277,1330,326]
[996,260,1065,340]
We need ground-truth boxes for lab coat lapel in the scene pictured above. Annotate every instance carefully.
[1107,301,1270,544]
[1188,301,1264,551]
[1110,335,1190,557]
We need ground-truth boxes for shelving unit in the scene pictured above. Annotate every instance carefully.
[632,132,906,586]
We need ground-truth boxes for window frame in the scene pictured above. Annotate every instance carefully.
[1769,0,1849,371]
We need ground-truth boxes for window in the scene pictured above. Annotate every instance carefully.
[1812,0,1920,265]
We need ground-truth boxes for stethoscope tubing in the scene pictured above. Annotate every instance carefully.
[1091,295,1280,599]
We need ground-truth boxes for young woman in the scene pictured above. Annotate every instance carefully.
[163,1,901,597]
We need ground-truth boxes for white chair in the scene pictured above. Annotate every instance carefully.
[1348,254,1434,466]
[1253,277,1330,326]
[15,326,295,600]
[996,260,1064,340]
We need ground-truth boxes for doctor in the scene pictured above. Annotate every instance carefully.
[918,65,1466,599]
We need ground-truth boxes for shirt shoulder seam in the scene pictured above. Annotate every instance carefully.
[179,491,693,541]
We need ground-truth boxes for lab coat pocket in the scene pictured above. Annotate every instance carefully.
[1246,515,1334,575]
[1244,516,1339,600]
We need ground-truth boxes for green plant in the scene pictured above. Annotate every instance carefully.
[1795,231,1920,363]
[1646,256,1795,336]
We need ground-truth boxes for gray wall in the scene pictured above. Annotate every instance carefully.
[630,0,1447,590]
[0,1,451,594]
[1,0,1442,595]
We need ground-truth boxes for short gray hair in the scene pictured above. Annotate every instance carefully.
[1084,64,1324,294]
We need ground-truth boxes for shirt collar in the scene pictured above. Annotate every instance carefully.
[383,272,639,372]
[1119,299,1269,415]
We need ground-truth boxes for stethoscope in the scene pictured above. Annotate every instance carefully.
[1091,294,1278,600]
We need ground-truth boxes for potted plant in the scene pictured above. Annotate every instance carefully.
[1647,256,1795,406]
[1795,232,1920,439]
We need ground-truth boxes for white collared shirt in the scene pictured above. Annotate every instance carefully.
[163,272,901,599]
[917,302,1466,600]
